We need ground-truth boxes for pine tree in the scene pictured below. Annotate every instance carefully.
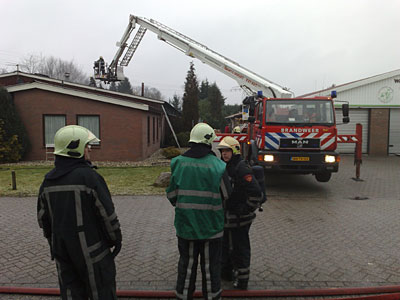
[198,82,226,130]
[208,82,225,129]
[181,62,199,131]
[0,87,30,162]
[199,79,209,100]
[169,93,182,111]
[117,78,134,94]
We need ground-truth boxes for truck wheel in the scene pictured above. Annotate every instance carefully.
[315,172,331,182]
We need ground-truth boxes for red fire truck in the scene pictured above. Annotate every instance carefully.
[217,92,349,182]
[94,14,355,182]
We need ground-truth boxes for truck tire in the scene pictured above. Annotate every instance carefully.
[315,172,331,182]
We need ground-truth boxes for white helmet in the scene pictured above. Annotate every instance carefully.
[53,125,100,158]
[188,123,216,146]
[217,136,241,155]
[233,126,241,133]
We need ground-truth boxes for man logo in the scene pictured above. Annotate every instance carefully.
[291,139,309,148]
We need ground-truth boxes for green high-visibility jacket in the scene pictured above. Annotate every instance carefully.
[166,154,226,240]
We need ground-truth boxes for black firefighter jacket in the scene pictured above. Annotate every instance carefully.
[224,155,263,228]
[37,157,122,264]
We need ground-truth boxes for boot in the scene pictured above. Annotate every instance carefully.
[233,279,248,290]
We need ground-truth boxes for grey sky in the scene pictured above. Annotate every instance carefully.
[2,0,400,104]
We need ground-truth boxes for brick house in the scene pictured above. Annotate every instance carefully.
[0,71,179,161]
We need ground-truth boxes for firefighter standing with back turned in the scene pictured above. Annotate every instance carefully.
[217,136,263,290]
[37,125,122,300]
[166,123,227,300]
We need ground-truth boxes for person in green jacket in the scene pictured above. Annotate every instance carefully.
[166,123,227,300]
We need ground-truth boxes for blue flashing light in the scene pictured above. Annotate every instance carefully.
[331,90,337,98]
[257,91,263,97]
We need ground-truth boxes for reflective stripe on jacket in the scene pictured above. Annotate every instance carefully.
[37,166,121,247]
[166,154,226,240]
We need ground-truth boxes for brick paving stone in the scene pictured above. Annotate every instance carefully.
[1,155,400,299]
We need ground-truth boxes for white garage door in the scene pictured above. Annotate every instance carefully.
[389,109,400,154]
[336,109,369,154]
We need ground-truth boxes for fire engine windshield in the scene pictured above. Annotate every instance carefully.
[265,100,334,125]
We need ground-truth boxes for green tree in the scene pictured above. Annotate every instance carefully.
[181,62,199,131]
[198,82,226,130]
[199,79,209,100]
[198,98,212,123]
[169,93,182,111]
[0,87,30,162]
[117,77,134,94]
[0,120,21,162]
[222,104,242,117]
[208,82,225,129]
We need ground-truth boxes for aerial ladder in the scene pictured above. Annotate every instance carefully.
[94,14,362,181]
[94,14,293,99]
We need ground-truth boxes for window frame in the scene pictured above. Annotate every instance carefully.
[147,116,150,145]
[76,114,101,146]
[43,114,66,147]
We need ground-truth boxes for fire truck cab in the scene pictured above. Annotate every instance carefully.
[245,93,348,182]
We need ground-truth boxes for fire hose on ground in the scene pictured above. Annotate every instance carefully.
[2,285,400,299]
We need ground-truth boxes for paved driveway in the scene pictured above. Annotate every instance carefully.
[1,155,400,299]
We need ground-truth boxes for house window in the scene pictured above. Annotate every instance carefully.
[153,117,155,143]
[157,117,159,140]
[77,115,100,145]
[44,115,66,146]
[147,116,150,145]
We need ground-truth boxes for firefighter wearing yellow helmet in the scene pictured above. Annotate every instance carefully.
[217,136,241,155]
[217,136,263,290]
[188,122,216,145]
[167,122,226,299]
[53,125,99,159]
[232,126,241,134]
[38,125,122,299]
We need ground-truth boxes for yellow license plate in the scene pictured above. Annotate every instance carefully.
[291,157,310,161]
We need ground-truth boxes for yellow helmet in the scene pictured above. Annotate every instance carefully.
[188,123,216,146]
[53,125,100,158]
[233,126,241,133]
[217,136,240,155]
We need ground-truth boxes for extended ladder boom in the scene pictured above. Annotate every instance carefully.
[99,14,294,98]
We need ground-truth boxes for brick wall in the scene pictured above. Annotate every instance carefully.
[12,89,161,161]
[369,108,389,156]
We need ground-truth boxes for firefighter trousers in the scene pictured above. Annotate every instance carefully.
[175,237,222,300]
[53,234,117,300]
[221,224,251,284]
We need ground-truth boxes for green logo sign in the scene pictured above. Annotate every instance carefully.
[378,87,394,103]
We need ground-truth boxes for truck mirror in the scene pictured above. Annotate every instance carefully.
[342,103,349,117]
[342,116,350,124]
[248,116,255,123]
